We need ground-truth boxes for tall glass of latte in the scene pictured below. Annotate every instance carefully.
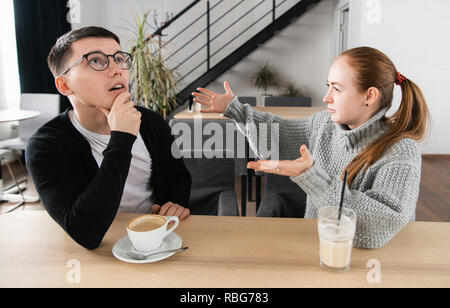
[317,206,357,272]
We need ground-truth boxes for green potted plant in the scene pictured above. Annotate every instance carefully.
[283,81,305,97]
[252,62,279,105]
[127,11,178,119]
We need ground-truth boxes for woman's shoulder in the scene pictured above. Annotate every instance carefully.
[378,137,422,167]
[385,137,420,156]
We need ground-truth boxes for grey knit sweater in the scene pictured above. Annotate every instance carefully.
[224,97,422,249]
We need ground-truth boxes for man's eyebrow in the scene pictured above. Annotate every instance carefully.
[85,50,123,54]
[85,50,103,54]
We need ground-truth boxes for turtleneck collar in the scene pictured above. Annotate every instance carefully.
[335,107,390,152]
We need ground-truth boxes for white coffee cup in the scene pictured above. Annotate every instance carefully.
[127,214,179,252]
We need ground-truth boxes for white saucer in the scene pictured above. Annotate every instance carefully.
[112,232,182,264]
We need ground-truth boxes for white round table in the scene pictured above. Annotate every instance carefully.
[0,109,41,123]
[1,108,41,212]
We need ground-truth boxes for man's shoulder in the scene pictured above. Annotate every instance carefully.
[30,111,69,139]
[27,110,81,152]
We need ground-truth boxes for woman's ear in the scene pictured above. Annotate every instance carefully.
[365,86,380,107]
[55,76,74,96]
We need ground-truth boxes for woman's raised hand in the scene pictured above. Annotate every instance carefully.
[192,81,234,113]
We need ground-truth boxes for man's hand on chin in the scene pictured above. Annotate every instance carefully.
[151,202,190,220]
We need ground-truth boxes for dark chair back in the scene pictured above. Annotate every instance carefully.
[237,96,257,106]
[169,118,247,175]
[264,96,311,107]
[183,153,238,216]
[169,117,241,216]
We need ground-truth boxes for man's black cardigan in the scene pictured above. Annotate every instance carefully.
[26,106,191,250]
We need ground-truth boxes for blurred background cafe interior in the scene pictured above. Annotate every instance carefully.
[1,0,448,220]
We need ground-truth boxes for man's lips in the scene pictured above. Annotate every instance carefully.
[108,83,128,96]
[108,81,128,92]
[328,108,336,113]
[109,87,127,94]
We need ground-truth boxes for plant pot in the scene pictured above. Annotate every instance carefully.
[259,94,272,106]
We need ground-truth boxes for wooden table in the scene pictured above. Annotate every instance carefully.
[173,106,326,120]
[0,109,41,123]
[1,211,449,288]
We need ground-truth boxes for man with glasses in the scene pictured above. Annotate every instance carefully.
[25,26,191,250]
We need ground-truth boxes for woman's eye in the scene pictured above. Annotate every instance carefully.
[326,83,340,92]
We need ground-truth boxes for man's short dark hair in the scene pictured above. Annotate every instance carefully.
[47,26,121,77]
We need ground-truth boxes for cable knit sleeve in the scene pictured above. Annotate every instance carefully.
[290,156,421,249]
[223,97,318,160]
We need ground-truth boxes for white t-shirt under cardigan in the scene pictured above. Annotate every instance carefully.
[69,110,154,213]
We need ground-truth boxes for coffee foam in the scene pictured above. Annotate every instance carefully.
[318,215,355,240]
[128,215,166,230]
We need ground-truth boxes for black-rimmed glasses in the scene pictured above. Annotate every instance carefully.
[59,51,133,76]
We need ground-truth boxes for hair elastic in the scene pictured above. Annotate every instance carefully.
[395,72,406,86]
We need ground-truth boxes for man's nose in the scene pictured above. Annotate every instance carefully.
[107,56,122,76]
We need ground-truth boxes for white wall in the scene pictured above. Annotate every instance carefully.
[0,45,11,140]
[344,0,450,154]
[0,0,21,140]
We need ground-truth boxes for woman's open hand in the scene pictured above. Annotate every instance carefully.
[247,145,314,177]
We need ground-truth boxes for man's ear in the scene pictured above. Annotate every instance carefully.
[55,76,74,96]
[365,86,380,107]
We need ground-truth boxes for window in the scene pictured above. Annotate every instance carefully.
[339,8,349,54]
[0,0,21,109]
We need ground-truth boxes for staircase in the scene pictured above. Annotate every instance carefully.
[152,0,322,112]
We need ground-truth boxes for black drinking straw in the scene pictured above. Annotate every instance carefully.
[338,170,349,222]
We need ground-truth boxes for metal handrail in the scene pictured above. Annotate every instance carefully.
[209,0,245,28]
[166,28,207,62]
[212,0,296,57]
[151,0,201,36]
[211,6,273,59]
[163,12,207,49]
[210,0,266,43]
[151,0,308,93]
[162,0,225,49]
[171,0,267,77]
[173,42,208,71]
[176,0,272,83]
[131,0,201,54]
[276,0,290,8]
[179,59,208,83]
